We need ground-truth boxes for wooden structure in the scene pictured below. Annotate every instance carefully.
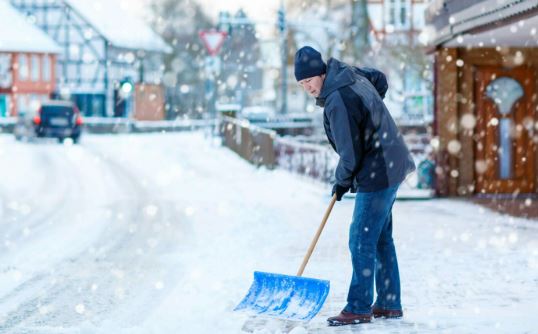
[426,0,538,196]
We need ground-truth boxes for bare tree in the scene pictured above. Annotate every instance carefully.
[149,0,214,117]
[348,0,370,62]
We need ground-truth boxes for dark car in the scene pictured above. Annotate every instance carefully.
[14,100,83,143]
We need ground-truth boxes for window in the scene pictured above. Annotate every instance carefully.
[389,0,396,25]
[400,6,406,26]
[31,55,40,82]
[29,94,42,114]
[17,94,28,115]
[485,77,524,180]
[18,54,29,81]
[0,54,12,88]
[43,55,51,81]
[386,0,409,29]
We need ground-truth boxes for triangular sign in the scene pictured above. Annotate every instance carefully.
[199,30,227,56]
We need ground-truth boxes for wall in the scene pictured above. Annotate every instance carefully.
[133,84,165,121]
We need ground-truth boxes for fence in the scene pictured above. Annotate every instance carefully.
[274,137,338,183]
[219,116,337,182]
[218,116,277,167]
[219,116,435,197]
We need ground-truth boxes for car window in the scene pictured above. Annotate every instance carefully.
[40,106,74,117]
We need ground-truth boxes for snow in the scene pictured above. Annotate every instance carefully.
[65,0,172,53]
[0,1,61,53]
[0,132,537,333]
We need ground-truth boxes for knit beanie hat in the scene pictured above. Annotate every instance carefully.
[294,46,326,81]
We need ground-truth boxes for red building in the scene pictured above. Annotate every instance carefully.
[0,1,60,117]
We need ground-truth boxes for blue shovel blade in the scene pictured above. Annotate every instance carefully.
[234,271,330,321]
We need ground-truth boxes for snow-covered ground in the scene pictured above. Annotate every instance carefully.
[0,132,536,334]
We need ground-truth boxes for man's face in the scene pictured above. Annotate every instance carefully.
[298,74,325,97]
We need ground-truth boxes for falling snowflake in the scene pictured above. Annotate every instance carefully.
[144,204,159,217]
[461,114,476,130]
[184,207,195,216]
[447,140,461,155]
[39,304,51,315]
[75,304,85,314]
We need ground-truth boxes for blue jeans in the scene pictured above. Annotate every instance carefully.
[344,184,401,314]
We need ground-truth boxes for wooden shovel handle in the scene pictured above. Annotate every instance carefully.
[296,194,337,277]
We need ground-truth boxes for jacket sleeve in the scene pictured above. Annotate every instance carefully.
[353,67,388,99]
[325,91,363,188]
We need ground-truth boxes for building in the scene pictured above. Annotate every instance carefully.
[368,0,433,124]
[10,0,172,119]
[368,0,429,42]
[288,0,433,124]
[217,10,264,108]
[0,1,61,117]
[426,0,538,196]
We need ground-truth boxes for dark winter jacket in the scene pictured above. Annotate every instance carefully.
[317,58,416,193]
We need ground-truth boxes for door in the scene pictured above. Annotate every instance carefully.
[0,95,7,117]
[475,66,536,194]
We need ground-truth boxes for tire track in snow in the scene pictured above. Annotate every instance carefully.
[0,144,84,331]
[0,144,68,248]
[0,138,189,332]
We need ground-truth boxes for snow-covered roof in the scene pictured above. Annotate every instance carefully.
[425,0,538,47]
[0,1,61,54]
[65,0,172,54]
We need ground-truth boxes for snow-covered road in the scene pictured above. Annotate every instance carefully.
[0,132,536,334]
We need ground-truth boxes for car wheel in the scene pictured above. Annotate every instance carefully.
[58,137,64,144]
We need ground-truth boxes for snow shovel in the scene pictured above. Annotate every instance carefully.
[234,194,337,321]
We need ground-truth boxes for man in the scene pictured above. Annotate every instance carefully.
[294,46,416,326]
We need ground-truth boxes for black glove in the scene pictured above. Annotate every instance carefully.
[332,183,350,201]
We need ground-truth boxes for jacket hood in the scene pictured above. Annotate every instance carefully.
[317,58,353,104]
[316,58,387,107]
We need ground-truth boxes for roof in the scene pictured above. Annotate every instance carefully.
[425,0,538,47]
[64,0,172,53]
[0,1,61,54]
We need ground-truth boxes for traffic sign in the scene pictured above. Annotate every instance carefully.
[199,30,227,56]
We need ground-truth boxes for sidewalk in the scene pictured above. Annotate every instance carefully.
[473,195,538,220]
